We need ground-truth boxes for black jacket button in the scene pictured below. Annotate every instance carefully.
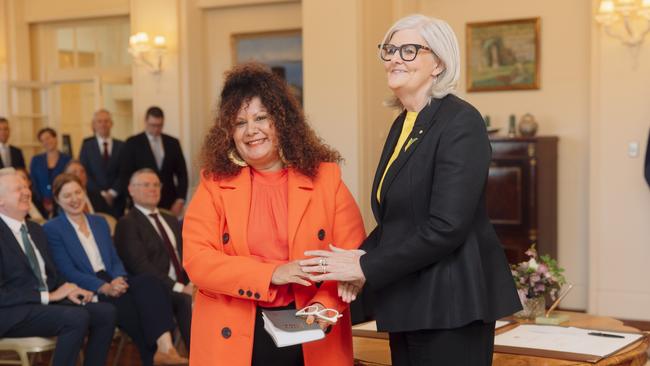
[246,290,253,297]
[254,292,260,299]
[238,289,244,296]
[221,327,231,339]
[222,233,230,244]
[318,229,325,241]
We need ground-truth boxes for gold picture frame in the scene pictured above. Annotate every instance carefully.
[231,29,303,104]
[466,17,540,92]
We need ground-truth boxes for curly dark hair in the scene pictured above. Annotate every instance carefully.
[200,63,341,180]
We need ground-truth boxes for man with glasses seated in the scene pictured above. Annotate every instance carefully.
[114,168,193,352]
[0,168,116,366]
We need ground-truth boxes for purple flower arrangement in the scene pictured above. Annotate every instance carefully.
[511,245,566,304]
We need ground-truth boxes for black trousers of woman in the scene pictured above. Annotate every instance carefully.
[251,304,304,366]
[97,272,176,366]
[388,320,496,366]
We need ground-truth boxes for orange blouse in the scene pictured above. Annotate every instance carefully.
[247,168,292,307]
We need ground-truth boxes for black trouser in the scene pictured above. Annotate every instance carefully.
[98,273,175,366]
[170,290,192,351]
[251,304,304,366]
[4,302,116,366]
[388,320,496,366]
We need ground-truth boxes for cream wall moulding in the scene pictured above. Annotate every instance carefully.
[128,32,167,73]
[595,0,650,47]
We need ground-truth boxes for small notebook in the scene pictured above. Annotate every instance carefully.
[262,309,325,348]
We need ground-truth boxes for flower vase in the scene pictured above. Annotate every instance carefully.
[515,296,546,320]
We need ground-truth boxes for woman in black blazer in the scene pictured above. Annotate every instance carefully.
[301,14,521,365]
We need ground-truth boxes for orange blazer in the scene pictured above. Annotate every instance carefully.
[183,162,366,366]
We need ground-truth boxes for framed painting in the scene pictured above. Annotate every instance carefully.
[466,17,540,92]
[232,30,303,103]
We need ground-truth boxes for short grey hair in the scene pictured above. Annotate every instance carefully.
[92,109,112,121]
[380,14,460,107]
[129,168,159,185]
[0,168,17,195]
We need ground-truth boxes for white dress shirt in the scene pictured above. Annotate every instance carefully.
[134,204,184,293]
[0,143,10,167]
[145,132,164,169]
[65,214,106,272]
[0,213,49,304]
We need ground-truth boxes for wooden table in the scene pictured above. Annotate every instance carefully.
[352,311,649,366]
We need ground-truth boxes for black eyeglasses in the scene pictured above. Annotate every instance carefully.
[378,43,433,62]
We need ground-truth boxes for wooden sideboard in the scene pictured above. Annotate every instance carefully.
[486,136,558,263]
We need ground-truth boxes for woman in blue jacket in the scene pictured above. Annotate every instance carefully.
[29,128,70,215]
[43,173,188,366]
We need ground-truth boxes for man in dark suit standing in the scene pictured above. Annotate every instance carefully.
[114,168,192,350]
[0,168,116,366]
[0,117,26,169]
[79,109,125,216]
[118,107,188,216]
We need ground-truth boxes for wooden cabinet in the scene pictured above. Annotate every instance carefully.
[486,136,558,263]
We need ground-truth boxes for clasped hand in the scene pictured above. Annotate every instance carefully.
[99,276,129,297]
[299,244,366,303]
[49,282,93,305]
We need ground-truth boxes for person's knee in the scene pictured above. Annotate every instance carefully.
[60,307,90,332]
[89,303,117,328]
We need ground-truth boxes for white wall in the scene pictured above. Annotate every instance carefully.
[302,0,362,198]
[22,0,128,22]
[588,0,650,320]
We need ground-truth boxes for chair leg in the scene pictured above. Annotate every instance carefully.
[17,350,30,366]
[112,334,127,366]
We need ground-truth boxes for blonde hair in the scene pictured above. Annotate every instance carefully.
[380,14,460,108]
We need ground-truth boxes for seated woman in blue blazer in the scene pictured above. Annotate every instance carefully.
[43,173,188,366]
[29,128,71,216]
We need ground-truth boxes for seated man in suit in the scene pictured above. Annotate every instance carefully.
[117,107,188,217]
[0,117,25,169]
[0,168,116,366]
[79,109,125,216]
[115,168,193,351]
[64,160,116,218]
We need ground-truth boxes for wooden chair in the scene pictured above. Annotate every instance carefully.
[95,212,117,237]
[0,337,56,366]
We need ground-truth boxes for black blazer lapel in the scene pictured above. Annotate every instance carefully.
[108,140,123,173]
[136,133,160,174]
[162,213,183,259]
[133,208,166,249]
[0,220,31,272]
[377,99,443,209]
[90,138,103,168]
[371,111,406,221]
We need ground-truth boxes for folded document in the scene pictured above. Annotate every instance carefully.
[262,309,325,348]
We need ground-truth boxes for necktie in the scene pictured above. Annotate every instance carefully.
[20,224,47,291]
[149,213,186,283]
[102,141,110,164]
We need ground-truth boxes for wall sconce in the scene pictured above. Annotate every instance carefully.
[595,0,650,47]
[128,32,167,73]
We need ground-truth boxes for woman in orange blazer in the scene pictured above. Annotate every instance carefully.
[182,63,366,366]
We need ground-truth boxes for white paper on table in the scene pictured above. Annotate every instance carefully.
[495,324,643,358]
